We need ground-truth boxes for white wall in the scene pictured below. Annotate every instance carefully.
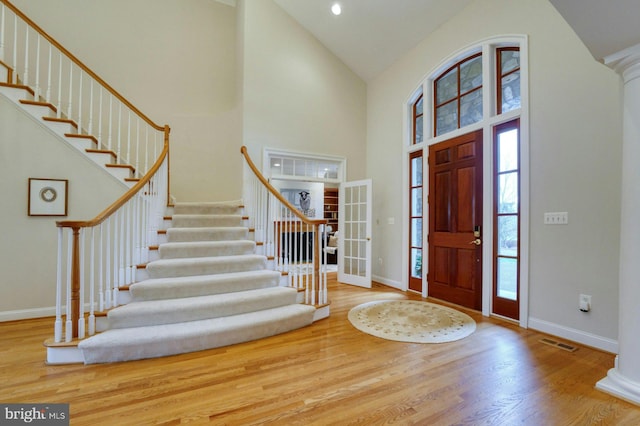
[240,0,367,180]
[367,0,622,346]
[12,0,242,202]
[0,94,124,318]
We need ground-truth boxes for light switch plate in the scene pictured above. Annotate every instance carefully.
[544,212,568,225]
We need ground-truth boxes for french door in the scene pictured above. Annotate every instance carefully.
[428,130,483,310]
[338,179,372,288]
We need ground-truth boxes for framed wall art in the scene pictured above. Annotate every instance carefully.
[28,178,68,216]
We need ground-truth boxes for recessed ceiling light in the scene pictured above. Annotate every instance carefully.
[331,3,341,16]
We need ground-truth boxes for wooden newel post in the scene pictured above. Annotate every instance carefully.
[71,226,81,338]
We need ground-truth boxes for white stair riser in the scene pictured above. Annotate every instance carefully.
[86,151,115,167]
[105,166,132,181]
[44,120,77,136]
[21,103,55,120]
[0,85,33,103]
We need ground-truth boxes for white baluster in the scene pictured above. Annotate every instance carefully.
[54,227,63,343]
[99,222,104,312]
[0,5,5,62]
[88,80,93,136]
[56,52,62,118]
[45,44,52,103]
[12,15,16,84]
[135,118,140,176]
[34,34,40,99]
[22,25,28,86]
[97,87,103,146]
[107,95,113,151]
[117,102,122,164]
[105,216,112,309]
[65,232,72,342]
[67,62,72,119]
[88,227,96,336]
[126,111,131,167]
[144,126,149,175]
[77,70,83,132]
[78,229,85,339]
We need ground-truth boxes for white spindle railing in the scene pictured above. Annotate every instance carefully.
[54,154,169,343]
[0,1,172,343]
[241,147,328,307]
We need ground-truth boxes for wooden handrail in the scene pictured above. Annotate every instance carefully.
[56,125,170,229]
[1,0,164,131]
[240,146,327,227]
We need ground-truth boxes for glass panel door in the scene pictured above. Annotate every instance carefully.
[338,180,372,288]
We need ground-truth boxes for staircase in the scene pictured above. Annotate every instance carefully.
[2,0,329,365]
[78,201,317,364]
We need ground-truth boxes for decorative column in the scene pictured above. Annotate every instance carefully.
[596,44,640,405]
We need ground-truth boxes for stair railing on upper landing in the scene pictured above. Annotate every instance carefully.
[241,146,329,307]
[0,0,171,343]
[0,0,163,180]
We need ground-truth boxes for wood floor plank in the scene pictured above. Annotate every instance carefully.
[0,279,639,425]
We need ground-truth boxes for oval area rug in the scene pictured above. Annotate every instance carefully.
[348,300,476,343]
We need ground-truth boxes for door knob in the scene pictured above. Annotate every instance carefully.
[468,238,482,246]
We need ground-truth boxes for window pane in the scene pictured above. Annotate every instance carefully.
[501,71,521,112]
[411,248,423,278]
[415,96,423,115]
[497,215,518,255]
[460,89,482,127]
[498,129,518,172]
[415,115,423,144]
[411,156,422,185]
[501,50,520,74]
[498,173,518,213]
[435,102,458,136]
[411,188,422,216]
[497,257,518,300]
[436,68,458,104]
[411,218,422,246]
[460,55,482,94]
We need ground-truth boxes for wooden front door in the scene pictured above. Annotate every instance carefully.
[428,130,483,310]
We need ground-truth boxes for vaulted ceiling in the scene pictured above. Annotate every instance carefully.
[273,0,640,82]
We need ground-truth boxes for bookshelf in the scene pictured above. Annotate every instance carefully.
[323,187,339,232]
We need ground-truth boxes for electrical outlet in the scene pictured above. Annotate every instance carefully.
[579,294,591,312]
[544,212,569,225]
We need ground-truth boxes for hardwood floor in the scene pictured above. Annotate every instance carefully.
[1,278,639,425]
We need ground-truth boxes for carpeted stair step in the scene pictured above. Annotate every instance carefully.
[79,303,316,363]
[166,226,249,243]
[171,214,243,228]
[129,270,282,301]
[173,201,241,215]
[145,254,267,279]
[104,287,299,329]
[158,240,255,259]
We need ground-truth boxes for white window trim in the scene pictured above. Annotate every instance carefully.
[402,34,530,328]
[262,147,347,183]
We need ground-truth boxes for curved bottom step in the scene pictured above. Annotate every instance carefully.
[79,304,316,364]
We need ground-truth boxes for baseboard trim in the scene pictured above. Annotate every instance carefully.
[596,363,640,406]
[372,275,402,290]
[528,317,618,354]
[0,306,56,322]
